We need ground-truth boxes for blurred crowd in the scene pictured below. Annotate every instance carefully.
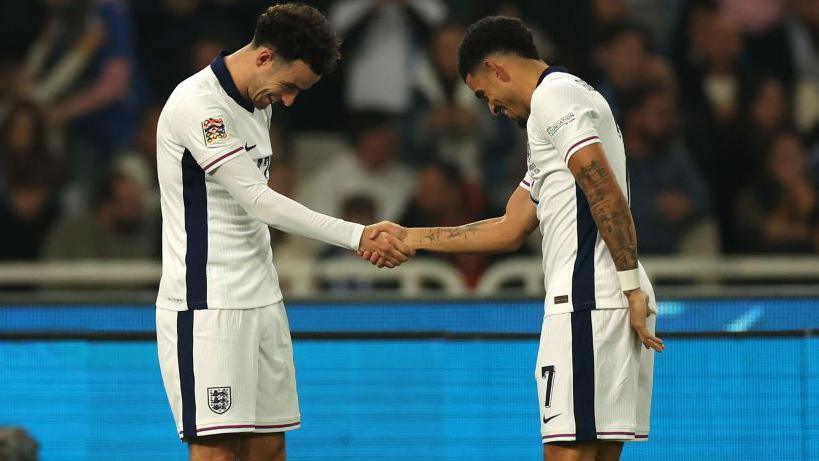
[2,0,819,287]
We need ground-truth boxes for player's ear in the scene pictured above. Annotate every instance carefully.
[256,47,276,66]
[484,60,510,83]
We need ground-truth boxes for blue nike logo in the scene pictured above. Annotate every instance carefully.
[245,143,257,151]
[542,413,561,425]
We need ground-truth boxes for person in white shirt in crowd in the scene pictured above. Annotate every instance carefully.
[298,110,416,222]
[407,22,497,183]
[330,0,447,114]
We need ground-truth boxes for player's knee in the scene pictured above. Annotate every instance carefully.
[594,441,623,461]
[239,433,286,461]
[188,435,241,461]
[543,441,597,461]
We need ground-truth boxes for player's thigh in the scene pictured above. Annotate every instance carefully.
[188,433,241,461]
[535,313,575,442]
[239,433,286,461]
[255,302,300,429]
[543,440,598,461]
[635,314,656,437]
[590,309,646,438]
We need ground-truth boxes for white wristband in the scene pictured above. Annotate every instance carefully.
[617,269,641,292]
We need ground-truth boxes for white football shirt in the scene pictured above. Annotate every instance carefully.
[521,67,656,316]
[156,52,363,310]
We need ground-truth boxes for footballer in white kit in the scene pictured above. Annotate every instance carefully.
[521,66,658,444]
[361,16,665,460]
[154,4,411,457]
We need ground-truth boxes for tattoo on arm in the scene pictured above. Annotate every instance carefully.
[422,221,487,244]
[575,159,638,270]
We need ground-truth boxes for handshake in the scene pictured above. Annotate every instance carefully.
[357,221,416,268]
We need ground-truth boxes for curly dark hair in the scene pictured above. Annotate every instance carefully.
[252,3,340,76]
[457,16,540,81]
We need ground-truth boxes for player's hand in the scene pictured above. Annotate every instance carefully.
[626,288,664,352]
[358,221,414,268]
[359,227,424,267]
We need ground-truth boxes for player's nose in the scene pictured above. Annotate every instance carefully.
[282,93,298,107]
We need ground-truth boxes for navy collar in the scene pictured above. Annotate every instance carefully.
[537,65,568,87]
[210,51,254,113]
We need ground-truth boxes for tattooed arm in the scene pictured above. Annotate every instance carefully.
[569,143,665,352]
[405,187,538,254]
[568,143,638,271]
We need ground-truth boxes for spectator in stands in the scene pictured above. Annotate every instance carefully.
[268,158,328,263]
[673,3,747,127]
[318,195,379,259]
[400,161,488,286]
[22,0,146,188]
[330,0,447,114]
[132,0,202,97]
[594,23,656,121]
[731,75,792,181]
[338,195,379,232]
[677,5,755,252]
[531,0,627,80]
[0,100,62,200]
[406,23,495,182]
[735,131,819,253]
[113,104,162,214]
[298,110,415,221]
[0,173,61,261]
[189,28,239,74]
[783,0,819,135]
[623,87,711,254]
[0,63,25,121]
[317,194,384,292]
[43,169,158,260]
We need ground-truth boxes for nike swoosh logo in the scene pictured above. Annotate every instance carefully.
[542,413,561,425]
[245,143,257,151]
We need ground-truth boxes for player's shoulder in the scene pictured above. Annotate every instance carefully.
[535,71,593,98]
[166,67,232,116]
[532,71,597,115]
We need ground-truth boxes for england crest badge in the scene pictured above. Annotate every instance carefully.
[207,387,231,414]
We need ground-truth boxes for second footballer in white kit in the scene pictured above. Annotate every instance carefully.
[154,4,412,460]
[360,16,665,461]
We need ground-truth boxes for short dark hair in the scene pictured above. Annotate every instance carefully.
[457,16,540,80]
[253,3,340,76]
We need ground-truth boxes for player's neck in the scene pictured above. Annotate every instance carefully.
[517,59,548,111]
[223,46,255,101]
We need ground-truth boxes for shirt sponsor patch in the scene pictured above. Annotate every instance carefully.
[547,113,575,136]
[574,78,596,91]
[202,117,228,145]
[554,295,569,304]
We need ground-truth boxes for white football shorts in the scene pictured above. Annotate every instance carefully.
[156,302,301,439]
[536,308,655,443]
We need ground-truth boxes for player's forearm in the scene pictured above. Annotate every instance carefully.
[575,159,638,271]
[408,217,523,254]
[255,188,364,250]
[212,156,364,250]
